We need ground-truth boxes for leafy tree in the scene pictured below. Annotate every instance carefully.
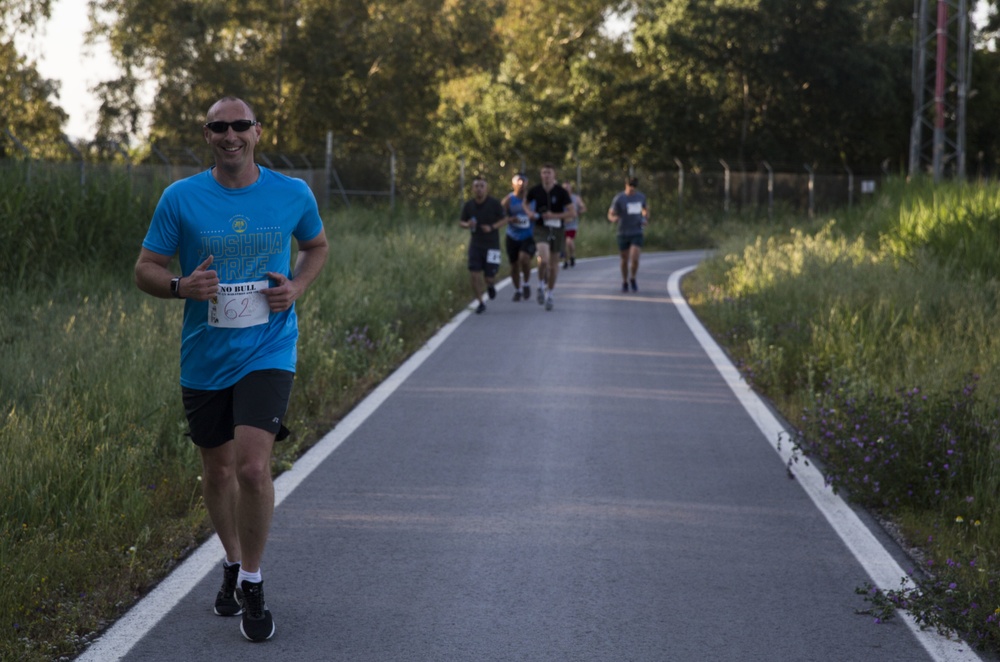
[1,0,53,30]
[630,0,911,172]
[966,48,1000,178]
[427,0,617,191]
[86,0,986,187]
[0,1,69,159]
[92,0,502,167]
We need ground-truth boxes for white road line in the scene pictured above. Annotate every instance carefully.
[76,306,475,661]
[668,265,983,662]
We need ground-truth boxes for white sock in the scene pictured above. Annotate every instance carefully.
[238,567,262,585]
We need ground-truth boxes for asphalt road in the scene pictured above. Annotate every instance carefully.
[78,251,985,662]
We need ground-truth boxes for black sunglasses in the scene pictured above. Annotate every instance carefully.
[204,119,258,133]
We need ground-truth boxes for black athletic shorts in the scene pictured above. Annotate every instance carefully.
[182,369,294,448]
[617,233,645,252]
[467,243,502,278]
[505,234,537,264]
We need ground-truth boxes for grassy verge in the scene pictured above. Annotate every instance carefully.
[1,184,693,660]
[16,167,973,659]
[0,201,475,661]
[683,178,1000,652]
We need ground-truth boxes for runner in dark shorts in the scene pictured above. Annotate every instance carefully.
[526,163,574,311]
[183,369,294,448]
[501,172,538,301]
[608,176,650,292]
[459,176,509,313]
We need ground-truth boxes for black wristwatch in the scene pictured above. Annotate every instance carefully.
[170,276,184,298]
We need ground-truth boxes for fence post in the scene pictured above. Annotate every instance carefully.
[111,141,132,177]
[4,127,32,183]
[804,163,815,218]
[458,154,466,201]
[324,131,333,208]
[673,157,684,221]
[719,158,730,214]
[574,150,581,193]
[844,163,854,209]
[761,160,774,221]
[325,131,350,208]
[183,148,202,167]
[61,135,86,186]
[387,141,396,211]
[151,143,173,183]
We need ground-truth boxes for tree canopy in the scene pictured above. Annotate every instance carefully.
[5,0,1000,178]
[0,0,69,159]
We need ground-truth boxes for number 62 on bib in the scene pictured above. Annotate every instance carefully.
[208,279,270,328]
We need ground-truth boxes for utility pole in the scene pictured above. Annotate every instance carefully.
[908,0,971,182]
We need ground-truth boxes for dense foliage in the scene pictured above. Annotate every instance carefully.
[7,1,1000,177]
[0,0,67,158]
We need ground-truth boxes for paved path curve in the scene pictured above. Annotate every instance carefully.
[78,251,984,661]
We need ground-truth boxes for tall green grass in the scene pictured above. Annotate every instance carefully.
[685,178,1000,651]
[0,181,475,660]
[0,166,879,659]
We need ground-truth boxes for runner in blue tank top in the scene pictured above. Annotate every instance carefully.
[501,172,539,302]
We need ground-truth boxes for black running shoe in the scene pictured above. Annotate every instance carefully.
[522,285,530,300]
[513,290,522,302]
[630,279,638,292]
[240,580,275,642]
[214,562,244,616]
[622,282,629,292]
[487,284,496,300]
[570,257,575,267]
[475,302,486,314]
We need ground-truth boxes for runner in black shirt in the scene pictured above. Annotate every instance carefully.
[525,163,574,311]
[459,176,509,313]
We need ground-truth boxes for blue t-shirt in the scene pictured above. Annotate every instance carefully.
[505,194,535,241]
[142,167,325,390]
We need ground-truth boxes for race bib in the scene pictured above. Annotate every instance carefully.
[626,202,644,215]
[208,279,270,329]
[486,249,502,265]
[513,213,531,229]
[543,218,561,228]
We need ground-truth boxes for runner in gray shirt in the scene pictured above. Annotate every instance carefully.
[607,177,649,292]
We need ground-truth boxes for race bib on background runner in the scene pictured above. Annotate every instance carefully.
[208,279,270,328]
[487,249,502,265]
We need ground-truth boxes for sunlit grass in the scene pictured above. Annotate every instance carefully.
[684,178,1000,651]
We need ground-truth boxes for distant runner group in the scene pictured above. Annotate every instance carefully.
[458,164,649,313]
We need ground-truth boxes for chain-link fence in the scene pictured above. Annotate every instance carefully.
[1,127,888,216]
